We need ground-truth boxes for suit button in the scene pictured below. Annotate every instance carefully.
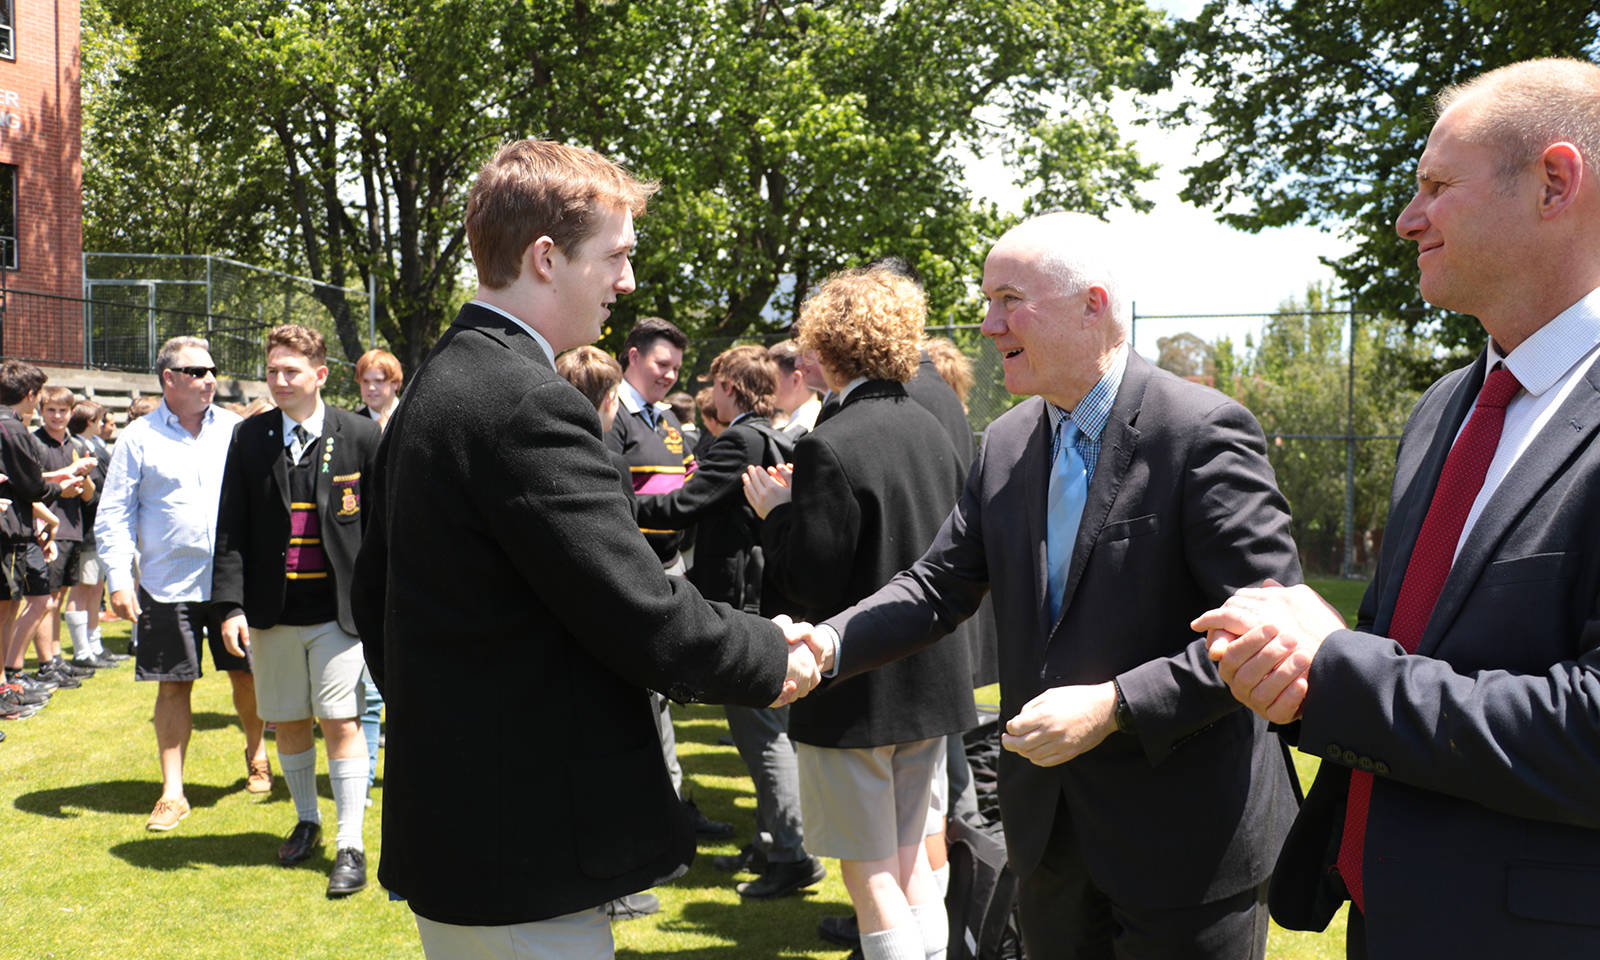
[1326,743,1343,760]
[1342,750,1359,766]
[1373,761,1390,776]
[1357,756,1374,772]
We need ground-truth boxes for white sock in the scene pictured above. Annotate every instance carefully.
[911,902,949,960]
[932,862,950,898]
[87,623,104,656]
[279,747,321,825]
[860,925,926,960]
[64,611,90,659]
[329,755,367,851]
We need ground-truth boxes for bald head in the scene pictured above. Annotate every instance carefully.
[992,212,1130,334]
[1438,58,1600,187]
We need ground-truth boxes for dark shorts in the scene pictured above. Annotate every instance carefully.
[132,587,252,682]
[4,540,51,601]
[46,541,83,592]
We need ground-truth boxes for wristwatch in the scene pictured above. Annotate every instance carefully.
[1112,679,1135,734]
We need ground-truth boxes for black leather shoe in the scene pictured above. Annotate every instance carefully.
[326,847,366,898]
[605,892,661,920]
[685,798,735,840]
[817,912,861,947]
[711,842,766,873]
[277,820,322,866]
[736,855,825,899]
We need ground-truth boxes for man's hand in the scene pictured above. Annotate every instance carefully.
[78,476,96,502]
[769,634,821,708]
[742,463,793,520]
[772,613,837,674]
[110,588,141,621]
[1190,581,1346,724]
[43,459,94,482]
[221,613,251,658]
[56,475,85,498]
[1001,682,1119,767]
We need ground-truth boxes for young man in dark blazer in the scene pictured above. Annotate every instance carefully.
[213,323,382,898]
[350,139,818,959]
[1198,58,1600,958]
[793,215,1302,959]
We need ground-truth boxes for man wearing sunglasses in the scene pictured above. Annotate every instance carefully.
[96,336,270,832]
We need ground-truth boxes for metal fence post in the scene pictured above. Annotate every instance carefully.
[1343,303,1357,579]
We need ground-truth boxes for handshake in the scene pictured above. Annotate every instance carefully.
[767,615,837,708]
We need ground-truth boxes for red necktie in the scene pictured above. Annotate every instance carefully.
[1337,364,1522,912]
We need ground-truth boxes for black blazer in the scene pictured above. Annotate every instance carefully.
[762,379,973,748]
[635,416,780,610]
[212,406,381,636]
[351,303,788,926]
[1270,351,1600,956]
[828,353,1302,909]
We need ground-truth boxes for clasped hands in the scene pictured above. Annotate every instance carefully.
[1190,578,1346,724]
[766,615,836,708]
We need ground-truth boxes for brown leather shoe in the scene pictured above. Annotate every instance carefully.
[245,750,273,794]
[146,796,191,831]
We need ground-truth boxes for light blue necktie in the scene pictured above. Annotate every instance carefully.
[1046,419,1089,623]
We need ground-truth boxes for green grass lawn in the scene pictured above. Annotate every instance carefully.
[4,580,1364,958]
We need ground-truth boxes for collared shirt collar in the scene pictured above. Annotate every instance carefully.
[155,398,218,432]
[280,398,327,446]
[1049,341,1129,441]
[837,376,870,403]
[728,410,757,427]
[470,299,556,367]
[618,376,671,422]
[1489,285,1600,396]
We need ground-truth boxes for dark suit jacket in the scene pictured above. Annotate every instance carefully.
[1270,351,1600,956]
[212,406,381,635]
[828,352,1301,909]
[635,415,779,610]
[763,379,974,748]
[350,303,788,926]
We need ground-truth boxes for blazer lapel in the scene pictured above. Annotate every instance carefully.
[1418,360,1600,657]
[268,425,291,515]
[1019,405,1053,648]
[314,416,338,518]
[1371,359,1485,636]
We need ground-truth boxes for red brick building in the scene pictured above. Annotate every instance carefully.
[0,0,81,364]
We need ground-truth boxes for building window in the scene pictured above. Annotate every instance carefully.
[0,1,13,60]
[0,164,16,270]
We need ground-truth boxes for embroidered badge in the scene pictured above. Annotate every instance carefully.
[337,485,359,517]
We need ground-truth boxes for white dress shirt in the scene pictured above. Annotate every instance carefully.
[95,399,242,602]
[1455,285,1600,560]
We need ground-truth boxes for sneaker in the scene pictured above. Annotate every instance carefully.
[245,751,273,794]
[100,651,131,662]
[73,655,120,670]
[1,683,48,708]
[0,698,37,720]
[34,665,80,689]
[51,657,94,679]
[145,796,191,831]
[9,671,58,694]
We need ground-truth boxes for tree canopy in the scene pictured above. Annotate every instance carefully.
[1163,0,1600,371]
[84,0,1168,368]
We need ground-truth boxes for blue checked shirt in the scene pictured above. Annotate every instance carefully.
[1048,343,1128,482]
[95,399,242,602]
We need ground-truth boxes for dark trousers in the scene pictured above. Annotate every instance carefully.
[1016,797,1269,960]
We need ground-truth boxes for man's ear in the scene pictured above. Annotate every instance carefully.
[525,236,560,282]
[1538,142,1584,220]
[1082,285,1111,328]
[314,365,330,388]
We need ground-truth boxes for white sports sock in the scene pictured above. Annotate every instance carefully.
[911,902,949,960]
[63,611,90,659]
[279,747,321,825]
[932,862,950,898]
[87,623,104,656]
[329,755,367,851]
[860,925,926,960]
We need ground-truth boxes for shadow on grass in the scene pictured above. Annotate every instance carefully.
[619,891,852,958]
[192,710,242,732]
[110,830,296,870]
[14,779,235,819]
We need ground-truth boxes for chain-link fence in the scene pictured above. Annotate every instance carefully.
[81,253,375,394]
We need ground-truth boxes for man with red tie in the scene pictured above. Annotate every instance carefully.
[1195,58,1600,957]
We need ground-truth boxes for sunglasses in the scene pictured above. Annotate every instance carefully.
[170,365,218,379]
